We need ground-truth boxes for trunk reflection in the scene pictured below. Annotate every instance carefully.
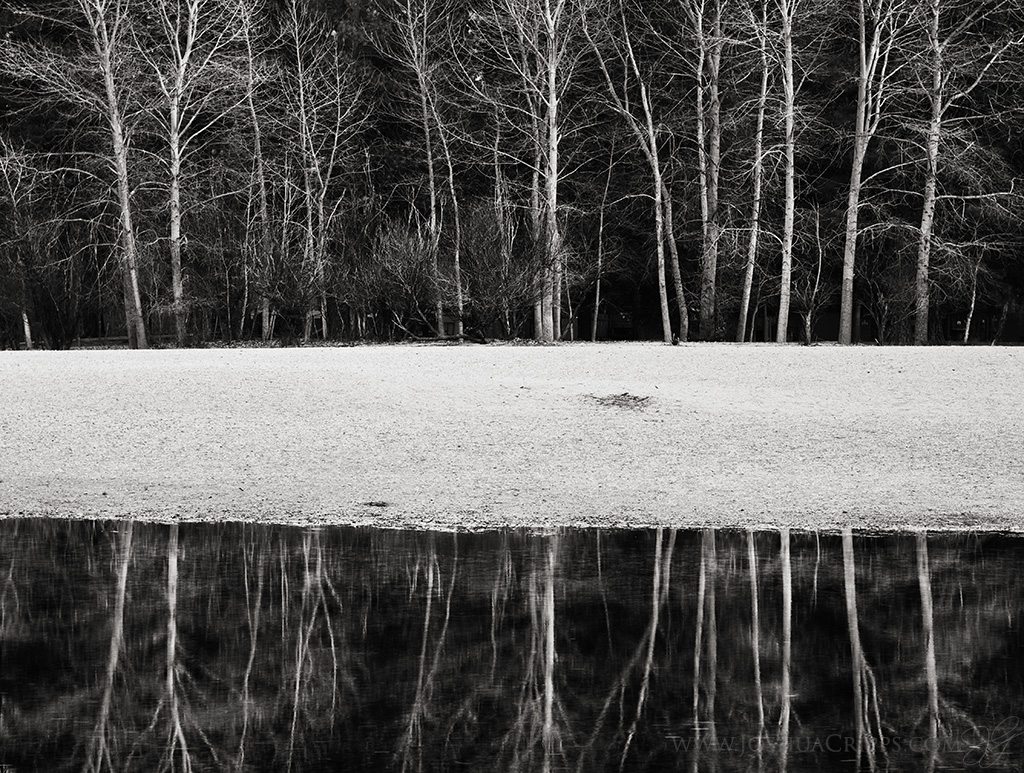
[1,521,1022,772]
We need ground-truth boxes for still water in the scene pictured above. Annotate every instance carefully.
[0,520,1021,772]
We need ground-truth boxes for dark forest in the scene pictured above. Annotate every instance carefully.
[2,0,1024,348]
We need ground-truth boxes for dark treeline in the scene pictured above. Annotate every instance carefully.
[2,0,1024,349]
[2,520,1023,771]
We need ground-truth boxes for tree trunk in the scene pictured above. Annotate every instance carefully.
[98,51,146,347]
[237,265,248,340]
[589,15,677,344]
[241,4,274,343]
[992,299,1009,344]
[532,129,545,341]
[20,308,33,350]
[703,3,723,340]
[648,107,673,344]
[542,0,560,345]
[169,96,186,347]
[554,252,563,340]
[494,128,514,338]
[91,9,147,350]
[691,0,723,340]
[915,0,942,345]
[592,158,611,341]
[663,186,689,342]
[434,110,464,338]
[738,0,768,343]
[839,138,868,344]
[964,254,982,343]
[777,0,796,343]
[840,0,897,345]
[420,87,443,336]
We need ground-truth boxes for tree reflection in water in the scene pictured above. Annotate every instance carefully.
[1,520,1022,772]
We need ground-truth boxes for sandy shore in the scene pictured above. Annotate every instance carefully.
[1,342,1022,531]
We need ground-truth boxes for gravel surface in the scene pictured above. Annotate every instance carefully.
[1,342,1022,531]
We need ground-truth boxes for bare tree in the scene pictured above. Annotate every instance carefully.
[1,0,151,346]
[677,0,729,339]
[0,139,41,349]
[911,0,1023,344]
[591,138,615,341]
[775,0,798,341]
[838,0,911,344]
[85,0,149,348]
[585,1,673,343]
[462,0,591,341]
[376,0,456,335]
[237,0,276,340]
[737,0,769,342]
[284,0,365,343]
[137,0,241,346]
[792,205,833,344]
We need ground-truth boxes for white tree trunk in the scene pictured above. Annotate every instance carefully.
[169,97,186,346]
[592,147,613,342]
[964,255,981,343]
[689,0,724,339]
[738,1,768,343]
[777,0,796,343]
[663,188,689,342]
[88,5,147,349]
[915,1,942,345]
[839,138,868,344]
[416,44,443,335]
[542,0,561,344]
[240,2,274,342]
[20,308,33,350]
[839,0,906,343]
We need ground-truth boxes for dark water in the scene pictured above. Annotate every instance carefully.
[1,520,1021,772]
